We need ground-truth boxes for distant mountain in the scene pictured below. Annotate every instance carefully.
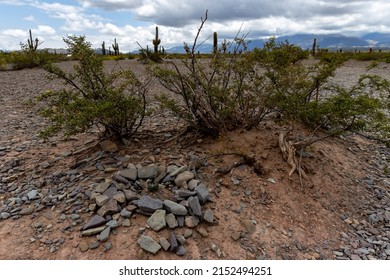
[162,33,390,54]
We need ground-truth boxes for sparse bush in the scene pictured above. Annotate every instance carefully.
[152,12,271,137]
[38,35,148,141]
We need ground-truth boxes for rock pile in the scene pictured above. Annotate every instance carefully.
[79,162,215,255]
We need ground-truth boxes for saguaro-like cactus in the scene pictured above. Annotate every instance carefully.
[102,41,106,55]
[112,38,119,55]
[311,38,317,56]
[27,29,39,51]
[153,26,161,54]
[213,32,218,53]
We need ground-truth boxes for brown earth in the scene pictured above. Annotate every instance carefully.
[0,59,389,260]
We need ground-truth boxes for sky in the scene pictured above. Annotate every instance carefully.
[1,0,390,52]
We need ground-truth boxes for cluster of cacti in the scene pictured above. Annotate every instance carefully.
[153,26,161,54]
[102,41,106,55]
[27,29,40,51]
[112,38,119,55]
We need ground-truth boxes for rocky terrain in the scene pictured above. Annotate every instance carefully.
[0,59,389,260]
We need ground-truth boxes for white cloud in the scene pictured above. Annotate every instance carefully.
[23,15,35,21]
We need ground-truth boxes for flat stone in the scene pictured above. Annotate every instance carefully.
[177,190,197,198]
[112,174,129,185]
[177,216,185,227]
[97,199,120,217]
[138,235,161,254]
[174,171,195,188]
[195,183,210,204]
[119,168,138,181]
[350,254,361,260]
[241,219,256,234]
[187,179,199,191]
[147,210,166,231]
[169,166,187,176]
[161,175,175,183]
[83,215,106,230]
[100,140,118,152]
[95,182,111,193]
[89,242,100,250]
[203,209,214,224]
[176,246,186,256]
[79,241,89,252]
[113,191,126,204]
[103,186,118,199]
[70,214,80,220]
[26,189,38,200]
[138,195,163,213]
[123,189,139,202]
[231,232,241,241]
[163,200,188,216]
[197,227,208,237]
[106,220,119,228]
[122,218,131,227]
[120,208,132,218]
[184,229,193,238]
[104,242,112,251]
[185,216,199,228]
[169,232,179,253]
[98,226,111,242]
[165,213,178,229]
[1,212,10,219]
[137,165,159,179]
[95,194,109,207]
[188,196,202,217]
[81,226,107,236]
[20,206,34,215]
[159,237,171,251]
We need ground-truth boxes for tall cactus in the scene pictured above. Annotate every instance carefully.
[311,37,317,56]
[102,41,106,55]
[112,38,119,55]
[153,26,161,54]
[27,29,39,51]
[213,31,218,54]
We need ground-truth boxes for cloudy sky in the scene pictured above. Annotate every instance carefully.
[0,0,390,51]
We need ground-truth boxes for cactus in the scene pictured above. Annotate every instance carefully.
[102,41,106,55]
[311,38,317,56]
[27,29,40,51]
[213,32,218,53]
[112,38,119,55]
[153,26,161,54]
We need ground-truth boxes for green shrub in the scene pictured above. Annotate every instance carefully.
[38,35,148,141]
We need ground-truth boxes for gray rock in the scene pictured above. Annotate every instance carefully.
[177,216,185,227]
[123,189,139,202]
[231,232,241,241]
[169,232,179,253]
[97,199,120,217]
[159,237,171,251]
[187,179,199,191]
[385,211,390,222]
[103,186,118,199]
[184,229,193,238]
[81,226,107,236]
[98,226,111,242]
[197,227,208,237]
[113,191,126,204]
[83,215,106,230]
[203,209,214,224]
[96,194,109,207]
[70,214,80,220]
[122,218,131,227]
[20,206,34,215]
[138,196,163,213]
[176,246,186,256]
[163,200,188,216]
[26,189,38,200]
[95,182,111,193]
[119,168,138,181]
[89,242,100,250]
[120,208,132,218]
[188,196,202,217]
[104,242,112,251]
[138,235,161,254]
[350,254,361,260]
[1,212,10,219]
[161,175,175,183]
[165,213,178,229]
[174,171,195,188]
[177,190,197,199]
[195,183,210,204]
[79,241,89,252]
[185,216,199,228]
[169,166,187,176]
[106,220,119,228]
[147,210,166,231]
[137,165,159,179]
[112,174,129,185]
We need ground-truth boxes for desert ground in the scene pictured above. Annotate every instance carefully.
[0,59,389,260]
